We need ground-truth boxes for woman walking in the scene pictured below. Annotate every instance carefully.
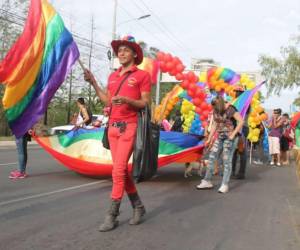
[196,96,244,193]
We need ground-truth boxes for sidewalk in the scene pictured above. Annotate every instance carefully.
[0,140,39,149]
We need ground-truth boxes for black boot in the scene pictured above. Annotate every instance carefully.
[128,193,146,225]
[98,200,121,232]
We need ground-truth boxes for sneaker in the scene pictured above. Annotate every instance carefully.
[9,171,27,179]
[196,180,213,189]
[218,184,229,194]
[270,161,274,166]
[276,162,281,166]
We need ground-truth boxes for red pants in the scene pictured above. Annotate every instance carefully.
[108,123,137,200]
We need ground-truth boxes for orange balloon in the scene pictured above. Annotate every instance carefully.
[215,85,222,92]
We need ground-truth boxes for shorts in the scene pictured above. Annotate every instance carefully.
[268,136,280,155]
[280,136,289,152]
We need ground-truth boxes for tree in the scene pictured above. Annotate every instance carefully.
[258,28,300,95]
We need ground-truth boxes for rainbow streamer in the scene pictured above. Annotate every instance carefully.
[0,0,79,138]
[232,81,265,118]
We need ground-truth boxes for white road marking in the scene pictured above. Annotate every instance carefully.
[0,180,109,206]
[0,162,18,166]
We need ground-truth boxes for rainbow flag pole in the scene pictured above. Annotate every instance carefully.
[0,0,80,138]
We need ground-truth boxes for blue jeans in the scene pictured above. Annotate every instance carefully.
[204,136,238,185]
[15,135,28,173]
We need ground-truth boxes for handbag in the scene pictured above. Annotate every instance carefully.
[132,105,160,182]
[102,72,132,150]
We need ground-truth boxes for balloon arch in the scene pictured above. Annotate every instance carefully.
[151,51,268,142]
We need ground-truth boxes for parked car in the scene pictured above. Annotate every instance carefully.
[50,115,102,135]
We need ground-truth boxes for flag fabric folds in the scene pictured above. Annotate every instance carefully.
[0,0,79,138]
[34,128,204,177]
[232,81,265,118]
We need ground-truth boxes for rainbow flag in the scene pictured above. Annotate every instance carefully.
[232,81,265,118]
[0,0,79,138]
[35,129,204,176]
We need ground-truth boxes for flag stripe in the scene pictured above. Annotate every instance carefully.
[0,0,42,83]
[10,41,79,137]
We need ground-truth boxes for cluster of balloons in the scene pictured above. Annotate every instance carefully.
[206,67,241,98]
[247,96,268,142]
[239,73,256,90]
[181,99,196,133]
[156,51,185,80]
[155,52,212,126]
[189,114,204,136]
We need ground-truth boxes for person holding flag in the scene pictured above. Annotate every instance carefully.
[84,35,152,232]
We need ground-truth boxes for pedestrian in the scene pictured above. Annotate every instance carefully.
[196,95,244,193]
[9,130,33,179]
[75,97,92,127]
[280,113,293,165]
[268,108,283,166]
[171,110,184,132]
[232,86,249,179]
[84,35,151,232]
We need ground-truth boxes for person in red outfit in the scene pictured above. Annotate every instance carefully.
[84,35,151,232]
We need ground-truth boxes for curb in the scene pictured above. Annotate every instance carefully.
[0,141,39,149]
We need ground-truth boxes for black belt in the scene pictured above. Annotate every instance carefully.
[111,121,126,128]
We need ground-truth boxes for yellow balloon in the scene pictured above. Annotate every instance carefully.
[199,72,207,82]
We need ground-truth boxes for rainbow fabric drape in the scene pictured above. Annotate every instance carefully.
[0,0,79,138]
[35,129,204,176]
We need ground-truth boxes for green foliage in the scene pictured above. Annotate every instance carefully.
[258,29,300,95]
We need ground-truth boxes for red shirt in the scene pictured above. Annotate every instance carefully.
[107,65,151,123]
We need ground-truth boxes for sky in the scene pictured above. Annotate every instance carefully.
[3,0,300,112]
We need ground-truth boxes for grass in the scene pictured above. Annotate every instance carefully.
[0,136,14,141]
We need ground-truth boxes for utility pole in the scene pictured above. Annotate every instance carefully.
[88,15,95,107]
[67,13,73,124]
[110,0,118,71]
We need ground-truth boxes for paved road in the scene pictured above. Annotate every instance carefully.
[0,147,300,250]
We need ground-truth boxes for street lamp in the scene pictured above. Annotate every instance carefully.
[117,14,151,27]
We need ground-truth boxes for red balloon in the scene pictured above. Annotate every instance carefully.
[159,61,168,72]
[175,73,184,81]
[200,102,208,110]
[170,69,177,76]
[181,80,189,89]
[202,121,208,127]
[195,88,204,99]
[188,82,197,92]
[207,105,213,111]
[187,71,196,82]
[200,115,206,121]
[173,56,181,65]
[166,61,175,71]
[156,51,165,61]
[164,53,173,62]
[176,64,185,73]
[195,107,202,114]
[203,110,209,117]
[193,98,202,106]
[187,89,195,98]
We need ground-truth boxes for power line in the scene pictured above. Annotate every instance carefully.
[136,0,193,57]
[118,3,175,52]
